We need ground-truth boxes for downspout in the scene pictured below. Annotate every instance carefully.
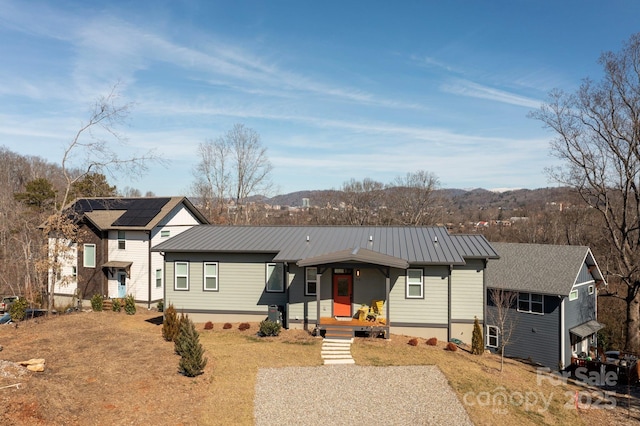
[560,296,565,370]
[147,231,152,309]
[448,264,452,342]
[483,259,487,331]
[316,269,322,330]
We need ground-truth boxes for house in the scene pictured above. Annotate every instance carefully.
[51,197,209,307]
[151,226,499,343]
[485,242,606,370]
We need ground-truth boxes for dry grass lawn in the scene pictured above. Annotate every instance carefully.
[0,311,636,425]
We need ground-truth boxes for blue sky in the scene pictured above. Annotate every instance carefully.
[1,1,639,196]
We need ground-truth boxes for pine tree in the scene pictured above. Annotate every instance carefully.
[162,304,179,342]
[471,316,484,355]
[176,316,208,377]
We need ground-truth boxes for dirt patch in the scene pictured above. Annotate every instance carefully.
[0,310,209,425]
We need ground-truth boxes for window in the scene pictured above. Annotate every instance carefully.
[72,266,77,277]
[161,230,170,238]
[204,262,218,291]
[266,263,284,292]
[117,231,126,250]
[175,262,189,290]
[83,244,96,268]
[569,290,578,301]
[487,325,499,348]
[588,285,594,295]
[305,267,317,296]
[406,268,424,298]
[518,292,543,314]
[155,269,162,288]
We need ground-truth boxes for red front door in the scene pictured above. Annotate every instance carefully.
[333,274,352,317]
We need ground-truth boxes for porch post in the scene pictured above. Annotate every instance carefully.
[316,269,321,328]
[385,268,390,338]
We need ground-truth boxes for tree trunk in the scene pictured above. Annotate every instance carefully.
[625,290,640,353]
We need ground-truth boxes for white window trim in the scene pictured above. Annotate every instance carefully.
[487,325,499,348]
[174,262,189,291]
[305,267,317,296]
[517,292,544,315]
[406,268,424,299]
[83,244,96,268]
[204,262,219,291]
[155,269,162,288]
[266,263,284,293]
[569,289,578,301]
[588,285,594,295]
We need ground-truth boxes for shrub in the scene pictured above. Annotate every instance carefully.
[156,300,164,312]
[112,298,122,312]
[174,314,190,354]
[90,294,103,312]
[9,297,28,322]
[124,294,136,315]
[471,316,484,355]
[446,342,458,352]
[204,321,214,330]
[259,320,281,337]
[238,322,250,331]
[223,322,232,329]
[175,316,208,377]
[426,337,438,346]
[408,338,419,346]
[162,304,179,342]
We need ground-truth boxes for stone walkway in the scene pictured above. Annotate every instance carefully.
[321,337,354,364]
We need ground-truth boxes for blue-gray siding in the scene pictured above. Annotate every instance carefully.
[563,282,597,365]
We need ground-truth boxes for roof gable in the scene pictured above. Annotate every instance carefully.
[486,242,605,296]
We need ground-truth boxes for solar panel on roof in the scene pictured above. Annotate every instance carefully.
[111,198,171,227]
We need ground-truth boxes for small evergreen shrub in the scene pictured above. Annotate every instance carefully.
[175,316,208,377]
[124,294,136,315]
[162,304,179,342]
[174,314,190,354]
[90,294,103,312]
[238,322,250,331]
[259,320,281,336]
[223,322,232,329]
[112,298,122,312]
[204,321,214,330]
[471,317,484,355]
[9,297,28,322]
[156,300,164,312]
[446,342,458,352]
[408,338,419,346]
[426,337,438,346]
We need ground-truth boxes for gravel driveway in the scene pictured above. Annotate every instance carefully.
[255,365,473,425]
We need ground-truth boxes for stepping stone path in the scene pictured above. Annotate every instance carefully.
[321,338,354,365]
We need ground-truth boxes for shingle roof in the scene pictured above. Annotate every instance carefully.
[66,197,208,231]
[151,226,498,265]
[485,242,605,296]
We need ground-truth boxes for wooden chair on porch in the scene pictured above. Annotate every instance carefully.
[367,300,385,323]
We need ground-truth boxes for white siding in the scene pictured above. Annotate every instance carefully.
[51,238,78,296]
[450,260,484,321]
[107,230,148,300]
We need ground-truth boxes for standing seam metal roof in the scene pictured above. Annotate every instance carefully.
[151,226,498,265]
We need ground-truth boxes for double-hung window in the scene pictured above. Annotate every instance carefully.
[487,326,499,348]
[266,263,284,292]
[155,269,162,288]
[406,268,424,298]
[83,244,96,268]
[305,267,317,296]
[569,290,578,301]
[175,262,189,290]
[204,262,218,291]
[517,292,543,314]
[117,231,126,250]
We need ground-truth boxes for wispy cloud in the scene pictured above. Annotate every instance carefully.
[442,79,542,108]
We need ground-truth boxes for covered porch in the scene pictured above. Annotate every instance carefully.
[296,246,409,339]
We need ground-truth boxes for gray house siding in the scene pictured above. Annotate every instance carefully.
[486,291,561,369]
[451,260,484,321]
[388,266,449,325]
[563,281,597,365]
[164,252,286,316]
[287,265,332,323]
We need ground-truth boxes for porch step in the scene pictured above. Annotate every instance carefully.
[323,327,354,340]
[321,337,354,365]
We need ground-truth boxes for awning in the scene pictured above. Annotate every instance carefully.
[102,261,133,269]
[297,246,409,269]
[569,320,604,339]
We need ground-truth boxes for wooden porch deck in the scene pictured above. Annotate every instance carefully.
[319,317,389,339]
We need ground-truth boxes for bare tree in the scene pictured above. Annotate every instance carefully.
[530,32,640,353]
[388,170,440,225]
[340,178,386,225]
[192,124,272,224]
[487,288,519,372]
[40,83,160,312]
